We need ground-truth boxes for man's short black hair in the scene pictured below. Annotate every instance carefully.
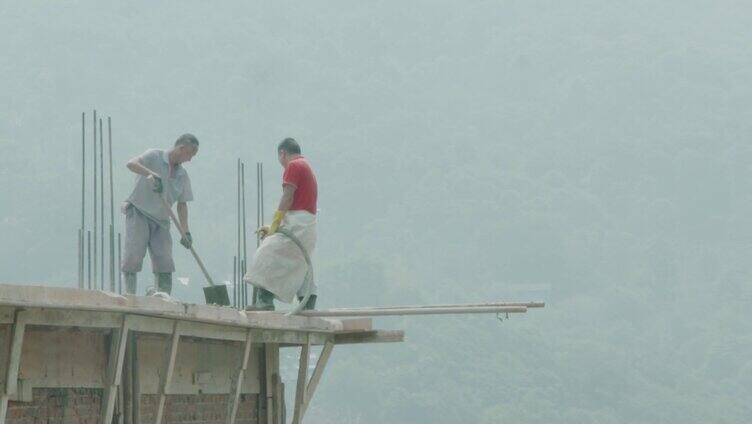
[175,133,199,148]
[278,137,301,154]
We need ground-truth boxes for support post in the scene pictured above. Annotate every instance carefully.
[265,344,278,424]
[154,321,181,424]
[291,338,310,424]
[101,315,130,424]
[302,341,334,416]
[226,330,253,424]
[1,310,27,424]
[130,334,140,424]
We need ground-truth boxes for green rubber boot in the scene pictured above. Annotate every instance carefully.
[124,272,137,295]
[297,295,317,311]
[156,272,172,294]
[245,289,275,311]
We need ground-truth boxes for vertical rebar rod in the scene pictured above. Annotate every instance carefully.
[78,229,83,289]
[100,118,104,290]
[255,162,265,304]
[108,117,115,292]
[93,110,98,291]
[260,162,265,226]
[241,259,247,307]
[253,162,261,305]
[87,230,92,290]
[118,233,122,294]
[233,256,237,309]
[237,159,241,307]
[241,162,248,308]
[256,163,261,247]
[80,112,85,289]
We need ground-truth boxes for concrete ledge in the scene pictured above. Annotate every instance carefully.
[0,284,339,332]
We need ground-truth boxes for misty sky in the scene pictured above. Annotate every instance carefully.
[2,2,751,423]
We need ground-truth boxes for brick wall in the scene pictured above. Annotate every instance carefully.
[139,394,258,424]
[6,388,103,424]
[7,390,258,424]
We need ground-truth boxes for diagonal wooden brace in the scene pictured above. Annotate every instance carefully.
[1,310,27,424]
[154,321,182,424]
[301,341,334,417]
[100,315,131,424]
[226,329,253,424]
[291,339,310,424]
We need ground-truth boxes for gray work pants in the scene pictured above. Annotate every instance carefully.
[121,204,175,273]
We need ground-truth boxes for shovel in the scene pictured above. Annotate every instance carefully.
[160,196,230,306]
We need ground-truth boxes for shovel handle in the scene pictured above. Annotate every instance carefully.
[160,196,216,286]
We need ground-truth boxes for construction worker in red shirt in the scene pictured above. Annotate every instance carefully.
[244,138,318,311]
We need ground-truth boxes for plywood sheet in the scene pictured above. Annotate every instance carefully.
[137,336,260,395]
[18,328,107,388]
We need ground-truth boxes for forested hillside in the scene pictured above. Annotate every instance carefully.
[1,1,751,422]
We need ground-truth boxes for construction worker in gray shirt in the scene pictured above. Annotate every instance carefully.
[121,134,198,295]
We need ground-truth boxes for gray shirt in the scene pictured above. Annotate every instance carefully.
[125,149,193,225]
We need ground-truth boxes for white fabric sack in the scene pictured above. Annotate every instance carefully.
[244,210,317,303]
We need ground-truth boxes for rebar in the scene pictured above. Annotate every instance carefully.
[87,230,92,290]
[93,110,98,291]
[80,112,85,289]
[118,233,122,294]
[253,162,261,305]
[330,301,546,311]
[99,117,104,290]
[78,229,83,289]
[237,159,242,308]
[108,117,115,292]
[233,256,237,308]
[301,305,529,318]
[256,162,261,247]
[260,162,265,226]
[241,162,247,308]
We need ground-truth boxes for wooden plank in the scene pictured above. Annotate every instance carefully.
[101,316,130,424]
[154,321,181,424]
[131,335,140,424]
[127,315,174,335]
[339,318,372,332]
[291,339,310,424]
[274,375,283,424]
[23,309,122,328]
[0,394,7,424]
[1,310,26,424]
[302,342,334,415]
[226,330,253,424]
[251,329,329,346]
[129,315,248,342]
[334,330,404,345]
[264,345,278,424]
[181,321,247,342]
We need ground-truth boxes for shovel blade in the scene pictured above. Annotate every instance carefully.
[203,285,230,306]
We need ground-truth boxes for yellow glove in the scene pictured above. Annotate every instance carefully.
[257,210,286,239]
[269,210,285,234]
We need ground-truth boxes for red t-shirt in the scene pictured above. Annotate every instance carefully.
[282,156,318,214]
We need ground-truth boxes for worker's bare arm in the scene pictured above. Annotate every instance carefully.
[278,184,296,212]
[126,157,159,178]
[177,202,189,233]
